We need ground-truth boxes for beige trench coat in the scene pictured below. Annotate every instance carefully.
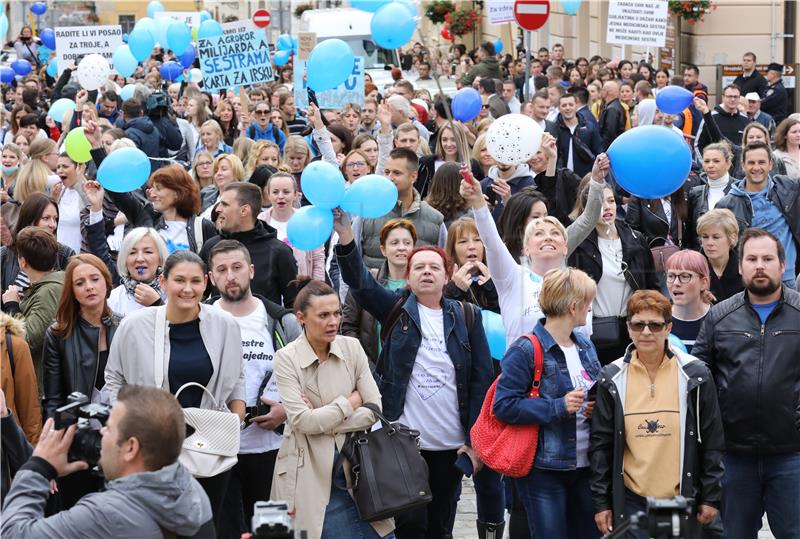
[271,334,394,539]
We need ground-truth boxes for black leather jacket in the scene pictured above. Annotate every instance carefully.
[568,219,659,292]
[692,287,800,455]
[687,177,737,248]
[42,316,119,419]
[589,347,725,532]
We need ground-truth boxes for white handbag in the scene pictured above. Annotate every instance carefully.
[154,307,240,478]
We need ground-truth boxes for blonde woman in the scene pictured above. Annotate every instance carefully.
[186,96,210,146]
[1,143,24,203]
[233,136,253,166]
[191,151,215,189]
[471,133,495,176]
[195,119,232,159]
[14,138,59,203]
[200,153,245,216]
[245,140,281,178]
[282,134,312,192]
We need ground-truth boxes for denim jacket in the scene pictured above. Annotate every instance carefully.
[493,321,601,471]
[335,241,493,445]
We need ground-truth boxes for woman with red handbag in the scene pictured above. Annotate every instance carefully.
[492,267,603,538]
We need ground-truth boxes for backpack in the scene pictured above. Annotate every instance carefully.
[379,291,476,346]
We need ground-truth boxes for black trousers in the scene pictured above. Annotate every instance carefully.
[395,449,463,539]
[197,468,232,533]
[219,450,279,537]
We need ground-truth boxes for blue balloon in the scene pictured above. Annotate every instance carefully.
[11,59,31,76]
[154,16,172,48]
[301,162,346,209]
[340,174,398,218]
[307,39,354,91]
[147,1,165,19]
[199,10,212,22]
[372,2,416,50]
[128,28,155,62]
[0,66,14,84]
[561,0,582,15]
[668,333,687,353]
[481,309,506,360]
[607,125,691,199]
[494,39,503,54]
[98,147,151,193]
[30,2,47,15]
[276,34,293,51]
[159,61,182,81]
[197,20,223,39]
[48,98,75,122]
[451,88,482,122]
[179,45,196,68]
[40,27,55,49]
[135,17,158,42]
[274,49,291,67]
[167,21,191,54]
[287,206,334,251]
[351,0,391,12]
[46,58,58,77]
[122,33,128,43]
[655,85,694,115]
[112,45,138,78]
[119,84,136,101]
[292,36,299,50]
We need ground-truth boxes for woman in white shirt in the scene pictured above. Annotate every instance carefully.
[54,153,88,254]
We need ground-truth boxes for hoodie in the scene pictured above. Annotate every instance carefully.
[1,459,213,539]
[480,163,536,221]
[460,57,503,86]
[122,116,161,166]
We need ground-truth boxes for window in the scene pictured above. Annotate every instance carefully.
[119,15,135,35]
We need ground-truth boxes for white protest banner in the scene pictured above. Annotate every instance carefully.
[297,32,316,61]
[606,0,668,47]
[294,57,364,110]
[55,25,122,74]
[155,11,200,27]
[198,29,273,91]
[488,1,515,25]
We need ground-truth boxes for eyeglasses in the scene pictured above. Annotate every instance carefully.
[346,161,368,169]
[666,272,695,284]
[628,320,670,333]
[197,161,212,167]
[255,110,270,115]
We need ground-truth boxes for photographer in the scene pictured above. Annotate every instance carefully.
[1,385,214,539]
[13,27,41,67]
[146,91,186,169]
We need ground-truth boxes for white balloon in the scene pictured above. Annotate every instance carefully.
[189,68,203,82]
[485,113,544,165]
[76,54,110,91]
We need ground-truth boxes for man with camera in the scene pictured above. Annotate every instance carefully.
[1,385,214,539]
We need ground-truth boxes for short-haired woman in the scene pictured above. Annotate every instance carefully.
[688,143,736,248]
[272,278,394,539]
[105,250,245,528]
[200,153,245,216]
[696,208,742,302]
[590,290,725,538]
[665,250,713,353]
[494,267,602,537]
[192,150,215,189]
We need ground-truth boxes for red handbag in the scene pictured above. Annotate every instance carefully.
[470,335,544,478]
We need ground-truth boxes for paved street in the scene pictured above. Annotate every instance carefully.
[452,478,775,539]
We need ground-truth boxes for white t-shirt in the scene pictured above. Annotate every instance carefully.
[561,344,593,468]
[57,187,82,253]
[162,220,191,253]
[211,300,282,454]
[594,237,631,318]
[268,217,288,242]
[397,305,465,451]
[108,286,143,317]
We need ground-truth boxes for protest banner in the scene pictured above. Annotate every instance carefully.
[606,0,668,47]
[198,29,273,91]
[55,25,123,74]
[297,32,316,61]
[294,57,365,110]
[222,19,259,35]
[488,1,515,25]
[155,11,200,27]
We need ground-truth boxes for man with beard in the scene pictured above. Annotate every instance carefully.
[207,239,301,537]
[716,142,800,286]
[693,227,800,539]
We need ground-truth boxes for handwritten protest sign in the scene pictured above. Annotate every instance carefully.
[297,32,316,61]
[198,29,273,92]
[606,0,668,47]
[294,57,364,110]
[55,25,122,74]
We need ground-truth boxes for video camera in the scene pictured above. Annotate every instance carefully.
[146,90,172,118]
[605,496,695,539]
[53,392,111,469]
[251,501,306,539]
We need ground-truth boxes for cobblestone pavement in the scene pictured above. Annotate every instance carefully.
[452,478,775,539]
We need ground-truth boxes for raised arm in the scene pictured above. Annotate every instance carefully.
[566,154,609,255]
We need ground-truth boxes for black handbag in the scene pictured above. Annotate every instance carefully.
[591,315,627,350]
[339,402,432,522]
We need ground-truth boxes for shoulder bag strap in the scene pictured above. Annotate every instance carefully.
[524,335,545,398]
[154,306,167,388]
[6,331,15,378]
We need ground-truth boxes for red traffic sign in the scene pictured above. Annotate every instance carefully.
[253,9,271,28]
[514,0,550,31]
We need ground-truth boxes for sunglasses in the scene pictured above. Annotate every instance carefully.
[255,110,270,115]
[481,104,490,109]
[628,320,670,333]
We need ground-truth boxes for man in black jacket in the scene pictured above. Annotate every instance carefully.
[120,99,161,172]
[199,182,298,307]
[597,80,626,151]
[692,227,800,539]
[732,52,768,98]
[761,62,789,124]
[555,93,603,177]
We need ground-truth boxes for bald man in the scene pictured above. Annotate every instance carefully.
[598,80,626,150]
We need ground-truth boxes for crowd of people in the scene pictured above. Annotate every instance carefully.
[2,23,800,539]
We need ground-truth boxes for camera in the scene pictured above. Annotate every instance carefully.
[251,501,304,539]
[53,392,111,468]
[606,496,695,539]
[146,90,172,118]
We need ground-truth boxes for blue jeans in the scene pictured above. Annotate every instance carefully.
[474,466,505,525]
[321,461,395,539]
[515,467,599,539]
[722,452,800,539]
